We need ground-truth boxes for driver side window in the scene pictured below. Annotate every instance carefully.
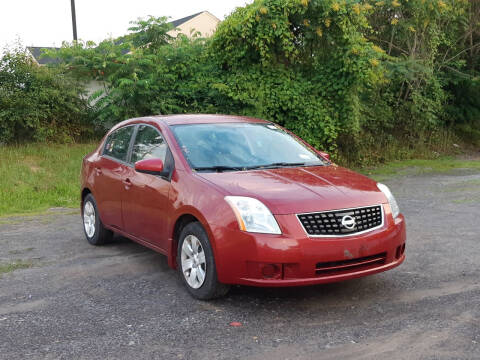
[131,125,167,164]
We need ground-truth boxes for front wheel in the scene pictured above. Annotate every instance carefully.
[82,193,113,246]
[178,222,230,300]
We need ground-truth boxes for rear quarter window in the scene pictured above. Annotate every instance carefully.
[103,126,135,162]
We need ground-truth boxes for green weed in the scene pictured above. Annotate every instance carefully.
[0,143,96,216]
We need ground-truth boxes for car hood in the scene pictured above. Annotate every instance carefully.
[197,165,387,214]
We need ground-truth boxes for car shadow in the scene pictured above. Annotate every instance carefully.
[227,278,377,301]
[102,235,397,305]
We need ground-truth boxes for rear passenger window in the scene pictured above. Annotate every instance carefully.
[103,126,134,162]
[131,125,167,164]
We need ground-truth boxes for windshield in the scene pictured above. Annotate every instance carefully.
[171,123,327,172]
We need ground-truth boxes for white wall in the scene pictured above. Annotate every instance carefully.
[168,12,220,38]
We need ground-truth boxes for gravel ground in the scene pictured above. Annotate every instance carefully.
[1,170,479,360]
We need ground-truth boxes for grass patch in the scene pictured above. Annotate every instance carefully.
[0,143,477,217]
[360,157,480,181]
[0,143,96,217]
[0,261,33,274]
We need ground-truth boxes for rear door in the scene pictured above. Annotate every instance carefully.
[122,124,173,250]
[93,125,135,229]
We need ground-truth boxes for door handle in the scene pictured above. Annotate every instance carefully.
[95,167,102,175]
[123,178,132,189]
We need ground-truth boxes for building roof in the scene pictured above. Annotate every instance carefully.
[27,46,61,65]
[169,11,204,28]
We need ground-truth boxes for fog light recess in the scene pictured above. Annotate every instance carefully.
[262,264,281,279]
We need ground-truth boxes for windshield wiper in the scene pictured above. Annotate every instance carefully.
[246,162,308,170]
[194,162,321,172]
[193,165,244,173]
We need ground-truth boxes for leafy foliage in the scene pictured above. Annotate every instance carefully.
[0,47,90,143]
[210,0,385,151]
[2,3,480,163]
[126,16,173,49]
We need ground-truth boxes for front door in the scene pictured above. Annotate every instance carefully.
[122,124,173,251]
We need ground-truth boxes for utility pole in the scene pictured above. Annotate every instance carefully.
[71,0,78,41]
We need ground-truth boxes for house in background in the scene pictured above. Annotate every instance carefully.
[167,11,220,38]
[26,47,61,65]
[26,46,105,100]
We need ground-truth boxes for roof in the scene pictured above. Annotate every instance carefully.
[154,114,270,126]
[27,47,61,65]
[169,11,204,28]
[109,114,270,134]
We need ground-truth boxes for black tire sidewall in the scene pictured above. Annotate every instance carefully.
[177,222,222,300]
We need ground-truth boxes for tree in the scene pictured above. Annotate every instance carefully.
[126,16,173,50]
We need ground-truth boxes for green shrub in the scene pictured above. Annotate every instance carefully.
[15,1,479,165]
[210,0,385,153]
[0,47,90,144]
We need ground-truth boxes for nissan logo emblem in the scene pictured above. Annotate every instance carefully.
[341,215,356,230]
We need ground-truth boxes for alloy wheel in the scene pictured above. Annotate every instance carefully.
[181,235,207,289]
[83,201,96,238]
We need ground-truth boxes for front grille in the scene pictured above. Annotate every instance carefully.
[297,205,383,237]
[315,252,387,275]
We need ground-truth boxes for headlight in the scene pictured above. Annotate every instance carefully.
[377,183,400,219]
[225,196,281,234]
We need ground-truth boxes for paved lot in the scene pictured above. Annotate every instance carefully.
[1,170,479,359]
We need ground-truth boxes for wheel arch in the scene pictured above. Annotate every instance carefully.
[81,187,92,205]
[80,188,106,225]
[168,208,217,270]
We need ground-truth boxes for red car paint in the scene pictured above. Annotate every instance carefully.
[81,114,406,286]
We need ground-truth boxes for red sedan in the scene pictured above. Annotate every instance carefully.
[81,115,406,299]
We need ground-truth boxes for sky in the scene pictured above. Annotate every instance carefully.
[0,0,252,49]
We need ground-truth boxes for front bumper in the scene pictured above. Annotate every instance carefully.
[212,208,406,287]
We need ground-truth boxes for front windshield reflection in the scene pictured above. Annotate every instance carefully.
[172,123,326,172]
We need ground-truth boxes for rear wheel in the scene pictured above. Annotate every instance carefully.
[82,193,113,246]
[178,222,230,300]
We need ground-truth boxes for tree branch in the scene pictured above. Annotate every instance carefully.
[367,37,409,56]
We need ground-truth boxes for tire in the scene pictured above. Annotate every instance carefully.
[177,222,230,300]
[82,193,113,246]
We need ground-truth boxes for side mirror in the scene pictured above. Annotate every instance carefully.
[135,158,166,176]
[317,151,330,161]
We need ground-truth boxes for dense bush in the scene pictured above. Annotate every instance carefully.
[0,48,90,143]
[3,1,479,164]
[210,0,480,161]
[352,0,480,163]
[210,0,387,152]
